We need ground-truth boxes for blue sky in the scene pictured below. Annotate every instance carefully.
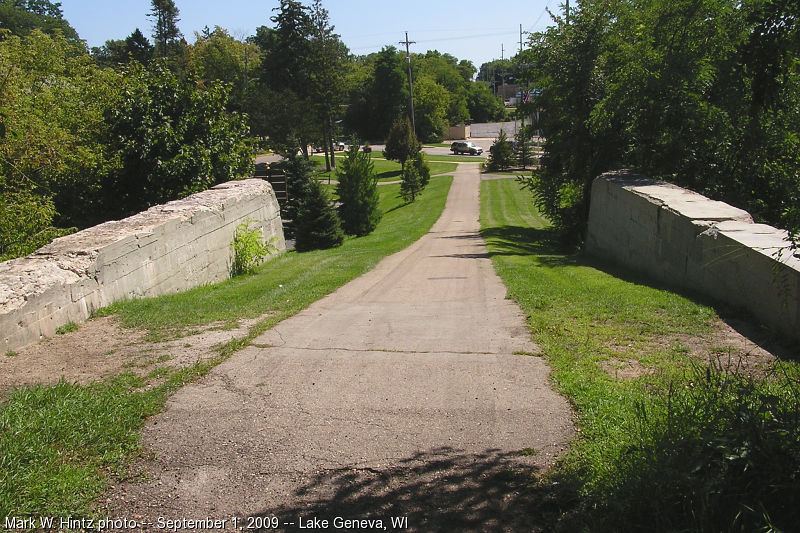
[60,0,557,70]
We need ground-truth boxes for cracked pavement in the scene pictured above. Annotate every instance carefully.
[109,165,574,531]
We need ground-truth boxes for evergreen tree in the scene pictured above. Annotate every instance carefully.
[382,117,420,164]
[335,145,381,236]
[126,28,153,64]
[400,159,422,203]
[413,151,431,190]
[487,129,514,171]
[515,125,535,170]
[271,149,314,239]
[148,0,182,58]
[294,179,344,251]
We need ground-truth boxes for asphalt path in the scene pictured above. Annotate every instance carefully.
[111,163,573,532]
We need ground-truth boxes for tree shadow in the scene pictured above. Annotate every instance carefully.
[243,447,568,532]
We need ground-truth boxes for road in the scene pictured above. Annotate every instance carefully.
[110,163,573,531]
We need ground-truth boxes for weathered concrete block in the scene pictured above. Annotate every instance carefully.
[0,179,285,352]
[586,171,799,343]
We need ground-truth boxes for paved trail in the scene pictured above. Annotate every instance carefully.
[112,164,573,531]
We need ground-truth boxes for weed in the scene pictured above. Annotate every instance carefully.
[56,322,79,335]
[231,219,278,276]
[4,350,18,357]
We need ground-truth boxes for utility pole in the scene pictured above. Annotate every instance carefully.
[501,43,505,107]
[399,31,416,136]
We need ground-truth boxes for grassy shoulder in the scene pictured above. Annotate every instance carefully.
[480,178,800,532]
[0,176,453,519]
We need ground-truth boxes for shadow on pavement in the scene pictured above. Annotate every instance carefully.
[244,447,565,532]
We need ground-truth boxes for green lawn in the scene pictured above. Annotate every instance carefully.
[480,178,800,532]
[0,176,454,520]
[310,155,456,182]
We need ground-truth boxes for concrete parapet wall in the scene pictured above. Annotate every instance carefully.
[0,179,284,352]
[586,171,800,343]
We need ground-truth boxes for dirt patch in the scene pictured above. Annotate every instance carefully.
[0,315,267,400]
[599,358,654,379]
[602,317,793,380]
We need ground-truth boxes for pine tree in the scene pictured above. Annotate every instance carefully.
[515,126,535,170]
[487,129,514,171]
[148,0,182,58]
[271,150,314,239]
[294,179,344,251]
[383,117,420,164]
[400,159,421,203]
[335,145,382,236]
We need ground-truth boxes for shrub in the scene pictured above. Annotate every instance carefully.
[382,116,420,164]
[231,220,277,275]
[294,179,344,252]
[487,129,513,171]
[336,145,382,236]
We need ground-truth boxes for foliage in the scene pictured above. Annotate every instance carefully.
[232,220,277,276]
[521,0,800,244]
[345,46,408,141]
[148,0,183,59]
[382,116,420,164]
[0,29,120,231]
[0,187,73,260]
[188,26,261,112]
[515,125,536,169]
[413,76,450,143]
[101,61,252,220]
[271,150,315,239]
[466,82,504,123]
[487,130,513,171]
[0,0,78,40]
[335,144,381,236]
[294,178,343,251]
[400,152,432,204]
[91,28,153,67]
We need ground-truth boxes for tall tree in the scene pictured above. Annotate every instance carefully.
[148,0,183,59]
[308,0,347,170]
[253,0,317,155]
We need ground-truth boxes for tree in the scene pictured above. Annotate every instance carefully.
[294,179,344,251]
[345,46,407,141]
[102,62,252,220]
[148,0,183,59]
[515,125,536,169]
[0,29,120,230]
[92,29,153,67]
[382,117,420,164]
[308,0,348,170]
[487,129,514,171]
[400,159,421,203]
[188,26,260,112]
[252,0,318,156]
[271,148,314,239]
[335,144,381,236]
[466,82,504,122]
[414,76,450,143]
[0,0,79,40]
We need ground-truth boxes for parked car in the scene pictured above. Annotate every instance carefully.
[450,141,483,155]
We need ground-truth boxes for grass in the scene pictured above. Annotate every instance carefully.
[310,155,457,182]
[100,176,452,338]
[0,176,453,520]
[480,177,800,532]
[55,322,79,335]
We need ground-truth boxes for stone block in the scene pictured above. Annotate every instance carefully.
[0,179,285,353]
